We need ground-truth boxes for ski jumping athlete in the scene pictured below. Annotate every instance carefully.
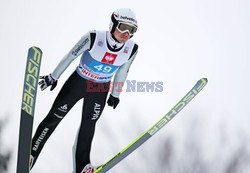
[30,8,138,173]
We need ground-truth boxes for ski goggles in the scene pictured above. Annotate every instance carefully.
[116,22,137,35]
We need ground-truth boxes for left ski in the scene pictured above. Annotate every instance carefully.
[17,47,42,173]
[94,78,208,173]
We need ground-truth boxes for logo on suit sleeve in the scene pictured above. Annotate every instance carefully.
[101,52,117,65]
[72,38,89,56]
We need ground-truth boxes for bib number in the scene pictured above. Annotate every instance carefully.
[94,64,112,73]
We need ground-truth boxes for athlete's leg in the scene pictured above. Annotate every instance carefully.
[74,82,109,173]
[31,72,84,168]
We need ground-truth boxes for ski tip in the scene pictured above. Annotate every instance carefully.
[30,46,42,52]
[201,78,208,83]
[196,78,208,89]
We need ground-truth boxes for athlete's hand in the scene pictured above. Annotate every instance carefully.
[107,95,120,109]
[39,74,58,91]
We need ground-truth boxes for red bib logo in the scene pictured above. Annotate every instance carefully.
[101,52,117,64]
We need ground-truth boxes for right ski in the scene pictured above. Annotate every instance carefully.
[17,47,42,173]
[94,78,208,173]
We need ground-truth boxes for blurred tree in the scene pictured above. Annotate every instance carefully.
[154,116,250,173]
[0,119,11,173]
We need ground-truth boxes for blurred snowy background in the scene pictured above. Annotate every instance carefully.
[0,0,250,172]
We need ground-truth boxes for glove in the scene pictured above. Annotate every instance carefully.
[107,94,120,109]
[39,74,58,91]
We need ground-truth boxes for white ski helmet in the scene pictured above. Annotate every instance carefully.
[109,8,138,36]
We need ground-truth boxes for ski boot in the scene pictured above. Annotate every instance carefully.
[29,155,37,169]
[81,163,95,173]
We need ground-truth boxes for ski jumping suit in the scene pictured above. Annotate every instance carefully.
[31,30,138,172]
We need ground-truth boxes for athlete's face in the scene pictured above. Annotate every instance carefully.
[113,28,130,43]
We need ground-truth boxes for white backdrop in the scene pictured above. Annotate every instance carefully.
[0,0,250,172]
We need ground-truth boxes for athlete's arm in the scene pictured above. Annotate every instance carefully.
[111,44,138,98]
[51,31,94,79]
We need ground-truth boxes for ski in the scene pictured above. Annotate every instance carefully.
[17,47,42,173]
[94,78,208,173]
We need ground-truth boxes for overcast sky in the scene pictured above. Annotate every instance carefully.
[0,0,250,172]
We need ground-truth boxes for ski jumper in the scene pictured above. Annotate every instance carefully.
[31,30,138,172]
